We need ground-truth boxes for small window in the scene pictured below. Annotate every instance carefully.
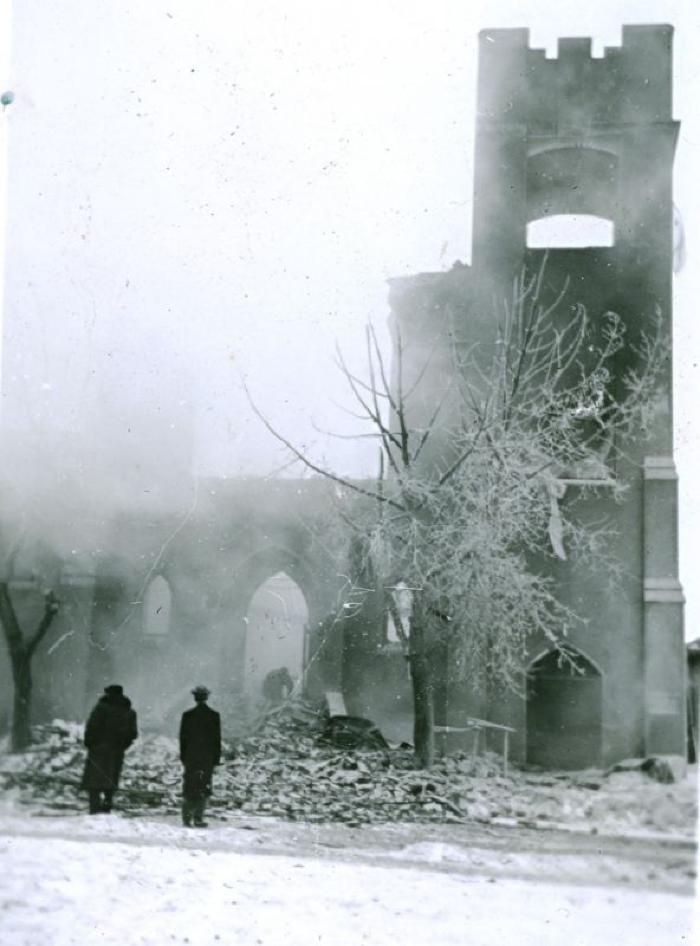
[527,214,614,249]
[143,575,172,636]
[386,613,401,643]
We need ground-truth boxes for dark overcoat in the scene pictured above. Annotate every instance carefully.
[179,703,221,798]
[81,694,138,791]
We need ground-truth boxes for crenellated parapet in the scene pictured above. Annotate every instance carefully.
[477,25,674,129]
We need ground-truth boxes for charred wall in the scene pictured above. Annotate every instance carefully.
[386,24,684,768]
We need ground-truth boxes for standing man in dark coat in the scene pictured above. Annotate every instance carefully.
[81,684,138,814]
[179,685,221,827]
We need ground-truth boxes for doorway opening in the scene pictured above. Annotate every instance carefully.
[526,648,602,769]
[243,571,308,705]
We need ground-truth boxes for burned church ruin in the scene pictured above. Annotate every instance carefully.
[0,25,686,769]
[386,25,685,767]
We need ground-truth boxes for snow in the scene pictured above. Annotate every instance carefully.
[0,805,696,946]
[0,828,694,946]
[0,720,697,944]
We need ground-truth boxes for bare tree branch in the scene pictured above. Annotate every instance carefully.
[244,383,406,512]
[310,419,384,440]
[26,591,60,658]
[335,343,404,458]
[364,328,402,476]
[411,384,453,464]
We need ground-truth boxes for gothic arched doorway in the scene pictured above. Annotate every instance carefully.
[526,648,602,770]
[243,571,309,704]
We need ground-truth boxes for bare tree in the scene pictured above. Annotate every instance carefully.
[0,534,61,751]
[248,267,665,767]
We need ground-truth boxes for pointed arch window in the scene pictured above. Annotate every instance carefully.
[387,581,412,644]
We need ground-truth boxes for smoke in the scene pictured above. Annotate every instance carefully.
[0,403,197,572]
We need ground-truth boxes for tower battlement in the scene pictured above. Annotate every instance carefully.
[478,24,673,128]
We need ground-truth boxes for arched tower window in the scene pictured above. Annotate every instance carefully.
[143,575,172,636]
[525,145,618,249]
[526,214,615,249]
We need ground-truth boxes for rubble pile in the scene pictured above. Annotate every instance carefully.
[226,704,503,824]
[0,723,183,813]
[0,709,696,837]
[0,711,503,825]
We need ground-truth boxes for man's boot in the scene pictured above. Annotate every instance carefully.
[182,798,193,827]
[88,790,102,815]
[102,790,114,813]
[192,797,207,827]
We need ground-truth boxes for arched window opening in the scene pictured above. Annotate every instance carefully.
[526,146,618,222]
[244,572,308,700]
[143,575,172,636]
[387,581,412,643]
[526,214,615,249]
[526,647,602,770]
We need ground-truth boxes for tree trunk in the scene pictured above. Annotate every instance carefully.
[12,652,32,752]
[409,616,435,768]
[1,582,59,752]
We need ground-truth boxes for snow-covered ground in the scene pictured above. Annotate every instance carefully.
[1,717,697,946]
[0,809,696,946]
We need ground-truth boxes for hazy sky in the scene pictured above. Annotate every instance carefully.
[0,1,698,631]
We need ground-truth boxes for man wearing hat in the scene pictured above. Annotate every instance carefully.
[81,684,138,814]
[179,685,221,827]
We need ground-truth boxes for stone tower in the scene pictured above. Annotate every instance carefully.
[389,25,685,767]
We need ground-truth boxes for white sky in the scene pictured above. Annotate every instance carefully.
[0,0,698,635]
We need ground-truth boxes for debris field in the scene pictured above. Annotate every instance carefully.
[0,704,695,837]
